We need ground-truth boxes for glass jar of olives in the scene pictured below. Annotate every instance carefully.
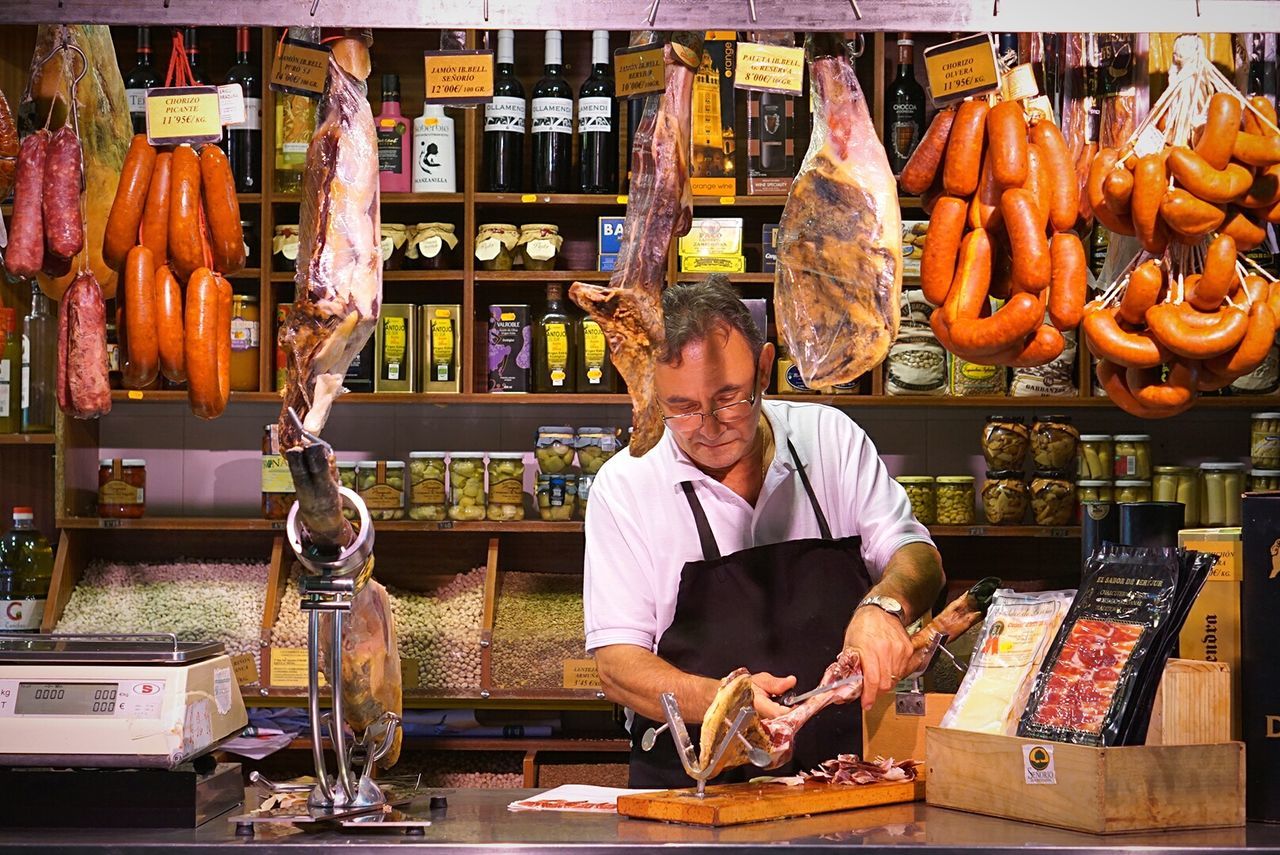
[537,473,578,521]
[487,453,527,521]
[408,451,448,521]
[576,426,620,475]
[448,454,487,521]
[356,460,406,521]
[578,473,595,520]
[895,476,936,525]
[536,425,577,475]
[981,416,1030,470]
[935,476,976,525]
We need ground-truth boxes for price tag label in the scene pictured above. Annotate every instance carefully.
[923,33,1000,106]
[718,196,736,205]
[231,652,259,686]
[424,50,494,105]
[520,193,537,203]
[217,84,246,127]
[127,390,143,400]
[733,43,805,95]
[99,518,122,529]
[563,659,603,690]
[145,86,223,146]
[270,647,325,688]
[615,195,628,205]
[614,44,666,99]
[269,37,330,98]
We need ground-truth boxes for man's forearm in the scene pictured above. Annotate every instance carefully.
[864,541,946,623]
[593,644,719,722]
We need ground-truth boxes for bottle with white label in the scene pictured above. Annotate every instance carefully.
[485,29,526,192]
[0,309,18,434]
[578,30,618,194]
[531,30,574,194]
[223,26,262,192]
[123,27,161,135]
[0,507,53,633]
[413,104,456,193]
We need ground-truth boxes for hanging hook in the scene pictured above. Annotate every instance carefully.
[484,0,490,21]
[848,0,862,21]
[747,0,757,23]
[310,0,321,16]
[645,0,661,26]
[848,32,865,58]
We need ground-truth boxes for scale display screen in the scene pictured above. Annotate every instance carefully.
[15,682,118,716]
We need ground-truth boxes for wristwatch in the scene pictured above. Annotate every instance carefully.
[857,594,907,624]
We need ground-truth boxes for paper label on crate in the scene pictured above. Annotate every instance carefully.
[734,44,805,95]
[145,86,223,146]
[563,659,602,690]
[231,652,259,686]
[923,34,1001,106]
[213,666,234,714]
[270,37,330,98]
[614,44,666,98]
[270,647,325,688]
[1022,744,1057,784]
[424,50,494,105]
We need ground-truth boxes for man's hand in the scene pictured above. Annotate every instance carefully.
[843,606,913,711]
[750,671,796,719]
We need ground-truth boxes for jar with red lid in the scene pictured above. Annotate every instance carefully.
[98,458,146,518]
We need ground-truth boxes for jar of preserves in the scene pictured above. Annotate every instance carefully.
[272,224,300,271]
[1251,413,1280,470]
[578,473,595,519]
[576,427,620,475]
[516,223,562,271]
[261,424,296,520]
[1152,465,1200,526]
[1200,462,1245,527]
[895,476,936,525]
[535,425,577,475]
[379,223,409,269]
[356,461,406,521]
[338,461,357,520]
[229,294,261,392]
[1113,434,1152,480]
[475,223,519,271]
[405,222,459,270]
[1077,480,1114,504]
[408,451,448,521]
[1250,469,1280,492]
[240,218,257,265]
[982,471,1029,525]
[98,458,146,518]
[1031,415,1079,470]
[981,416,1030,470]
[537,473,578,521]
[487,452,527,521]
[448,454,486,521]
[1030,470,1076,526]
[1078,435,1114,481]
[1115,479,1153,504]
[936,476,976,525]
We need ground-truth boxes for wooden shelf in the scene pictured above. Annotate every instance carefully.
[269,270,464,282]
[250,688,613,711]
[930,525,1080,538]
[227,268,262,280]
[691,195,787,207]
[0,433,56,446]
[473,270,613,282]
[474,192,626,206]
[381,192,465,204]
[677,272,774,283]
[108,390,631,405]
[236,193,262,204]
[279,736,628,753]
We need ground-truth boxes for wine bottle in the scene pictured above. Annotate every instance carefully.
[531,30,573,194]
[376,74,412,193]
[123,27,161,135]
[578,30,618,194]
[223,27,261,192]
[183,27,205,85]
[484,29,526,193]
[884,34,926,176]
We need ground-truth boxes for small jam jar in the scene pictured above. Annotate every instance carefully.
[98,458,146,518]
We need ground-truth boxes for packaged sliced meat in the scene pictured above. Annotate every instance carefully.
[941,589,1073,735]
[1018,544,1180,746]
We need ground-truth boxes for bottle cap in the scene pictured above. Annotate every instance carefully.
[382,73,400,97]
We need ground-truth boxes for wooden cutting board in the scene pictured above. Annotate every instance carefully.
[616,778,925,827]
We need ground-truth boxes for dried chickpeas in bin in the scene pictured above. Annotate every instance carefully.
[1251,413,1280,470]
[1031,415,1079,470]
[1077,435,1114,481]
[895,476,936,525]
[535,425,577,475]
[448,454,487,521]
[409,452,448,521]
[936,476,976,525]
[576,427,620,475]
[537,474,577,521]
[487,453,527,521]
[1030,470,1075,526]
[338,461,357,520]
[357,461,406,521]
[981,416,1030,470]
[982,471,1029,525]
[1113,435,1152,480]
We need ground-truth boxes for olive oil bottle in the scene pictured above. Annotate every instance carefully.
[575,315,616,393]
[535,284,574,392]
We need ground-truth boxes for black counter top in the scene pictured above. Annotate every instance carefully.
[1,788,1278,853]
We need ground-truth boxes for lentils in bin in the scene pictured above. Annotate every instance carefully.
[491,572,588,689]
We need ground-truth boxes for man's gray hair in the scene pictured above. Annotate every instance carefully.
[659,275,765,365]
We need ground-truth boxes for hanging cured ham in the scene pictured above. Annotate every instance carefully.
[774,34,902,388]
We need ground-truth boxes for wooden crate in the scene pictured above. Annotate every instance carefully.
[925,728,1243,834]
[861,692,953,781]
[1147,658,1231,746]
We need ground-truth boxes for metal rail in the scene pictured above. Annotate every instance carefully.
[1,0,1277,33]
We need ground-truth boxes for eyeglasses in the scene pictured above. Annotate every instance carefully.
[661,389,758,434]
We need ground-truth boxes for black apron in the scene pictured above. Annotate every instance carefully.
[628,439,872,789]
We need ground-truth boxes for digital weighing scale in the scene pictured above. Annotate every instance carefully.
[0,632,248,828]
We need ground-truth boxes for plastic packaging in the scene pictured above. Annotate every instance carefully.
[1077,435,1114,480]
[487,453,526,521]
[1031,415,1079,470]
[448,454,487,521]
[884,327,947,396]
[408,451,448,521]
[535,425,577,474]
[1113,434,1152,479]
[949,356,1008,397]
[936,476,976,525]
[1031,470,1076,526]
[981,416,1030,470]
[982,471,1029,525]
[1010,331,1078,397]
[895,476,936,525]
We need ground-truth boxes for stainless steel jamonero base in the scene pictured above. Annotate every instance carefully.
[643,692,770,798]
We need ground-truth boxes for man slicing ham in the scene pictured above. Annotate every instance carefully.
[583,276,945,788]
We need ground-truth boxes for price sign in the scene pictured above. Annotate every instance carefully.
[424,50,494,105]
[563,659,603,690]
[145,86,223,146]
[733,43,805,95]
[269,37,330,98]
[614,44,666,99]
[231,652,259,686]
[923,33,1000,106]
[269,648,325,688]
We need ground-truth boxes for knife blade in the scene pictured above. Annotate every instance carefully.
[779,674,862,706]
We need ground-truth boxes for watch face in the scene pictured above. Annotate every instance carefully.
[865,595,903,615]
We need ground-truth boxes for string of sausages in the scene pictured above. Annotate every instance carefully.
[901,92,1086,370]
[1082,39,1280,418]
[102,29,245,420]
